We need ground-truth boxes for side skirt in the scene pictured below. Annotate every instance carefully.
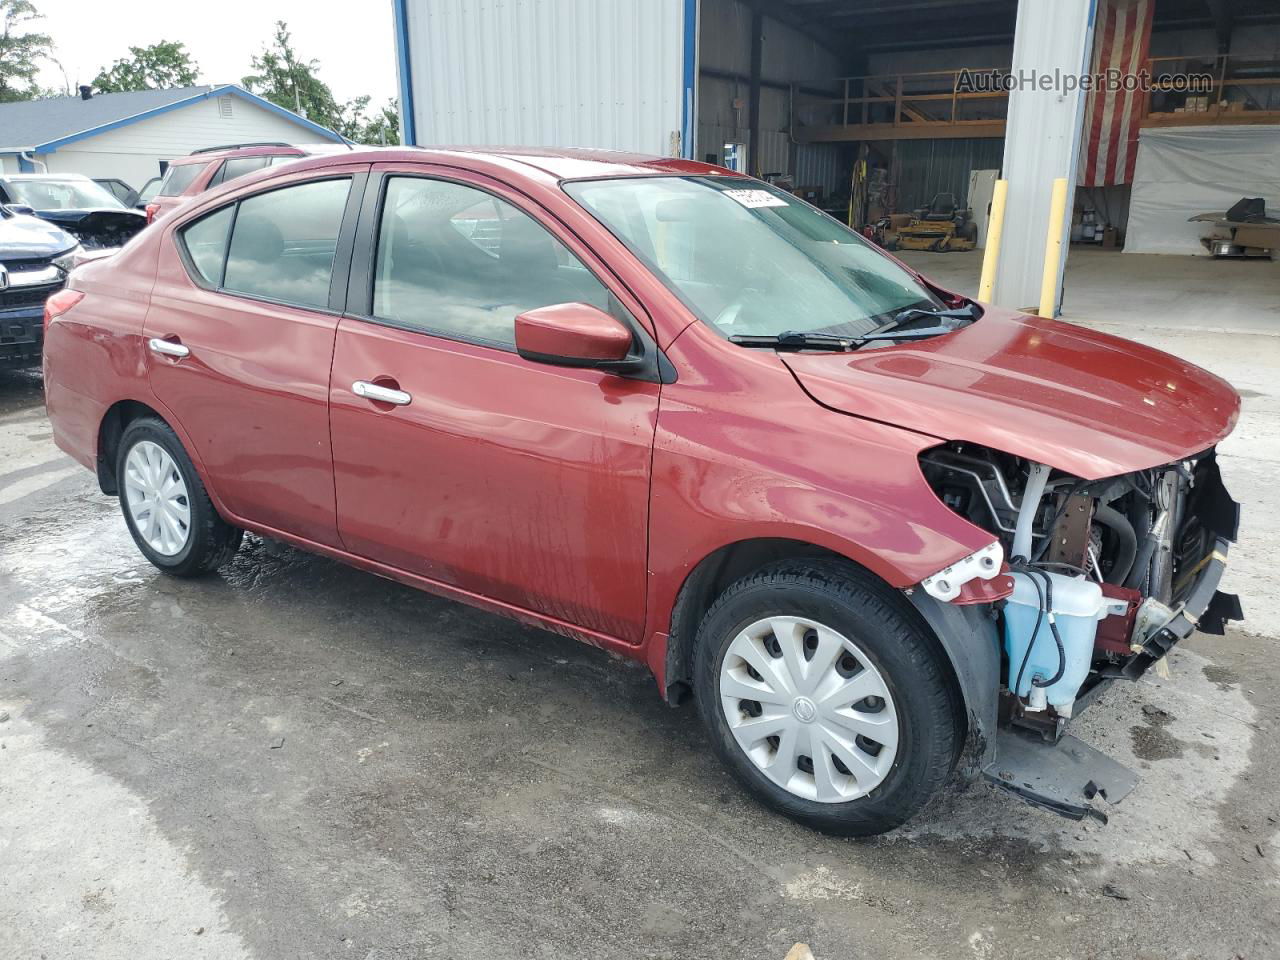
[231,517,646,661]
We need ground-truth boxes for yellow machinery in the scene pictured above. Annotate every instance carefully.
[890,192,978,252]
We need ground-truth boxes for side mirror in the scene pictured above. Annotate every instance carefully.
[515,302,640,371]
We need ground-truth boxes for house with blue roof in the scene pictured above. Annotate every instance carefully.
[0,84,345,194]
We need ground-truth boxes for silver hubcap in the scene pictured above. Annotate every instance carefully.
[719,616,900,803]
[123,440,191,556]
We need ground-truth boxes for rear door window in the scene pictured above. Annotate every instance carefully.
[222,178,351,309]
[158,162,209,197]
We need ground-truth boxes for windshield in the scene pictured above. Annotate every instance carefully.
[564,176,942,338]
[7,177,126,210]
[137,177,162,203]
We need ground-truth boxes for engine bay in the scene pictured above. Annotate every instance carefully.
[921,442,1242,740]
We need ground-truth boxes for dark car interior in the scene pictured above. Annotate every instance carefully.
[373,181,610,345]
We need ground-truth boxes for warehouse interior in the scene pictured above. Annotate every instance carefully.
[693,0,1280,275]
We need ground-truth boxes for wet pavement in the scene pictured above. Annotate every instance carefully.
[2,306,1278,960]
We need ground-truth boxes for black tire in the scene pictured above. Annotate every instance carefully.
[693,559,960,836]
[116,416,243,577]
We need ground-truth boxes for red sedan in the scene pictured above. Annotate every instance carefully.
[42,148,1242,834]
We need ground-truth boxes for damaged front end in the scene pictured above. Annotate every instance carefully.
[918,442,1243,821]
[36,209,147,250]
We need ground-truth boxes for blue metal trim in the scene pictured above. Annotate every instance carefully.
[31,85,344,153]
[393,0,417,146]
[680,0,697,159]
[16,153,36,172]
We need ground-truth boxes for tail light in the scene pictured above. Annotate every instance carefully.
[145,202,160,224]
[44,289,85,330]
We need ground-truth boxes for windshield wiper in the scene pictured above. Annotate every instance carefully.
[729,327,965,352]
[867,301,980,337]
[728,302,981,353]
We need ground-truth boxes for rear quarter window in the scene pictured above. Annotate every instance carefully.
[158,162,210,197]
[179,205,235,286]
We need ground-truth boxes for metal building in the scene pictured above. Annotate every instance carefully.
[392,0,1280,312]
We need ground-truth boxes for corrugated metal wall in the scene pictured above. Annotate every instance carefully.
[794,142,843,193]
[893,138,1005,214]
[695,0,844,192]
[403,0,687,155]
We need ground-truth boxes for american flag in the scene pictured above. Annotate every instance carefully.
[1079,0,1155,186]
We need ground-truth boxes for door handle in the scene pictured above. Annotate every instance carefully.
[353,380,411,406]
[148,337,190,358]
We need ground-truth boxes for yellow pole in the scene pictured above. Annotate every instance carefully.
[976,179,1008,302]
[1038,177,1070,318]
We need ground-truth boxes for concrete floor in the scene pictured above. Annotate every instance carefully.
[2,248,1278,960]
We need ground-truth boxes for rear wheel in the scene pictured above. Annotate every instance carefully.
[693,560,960,836]
[116,417,242,577]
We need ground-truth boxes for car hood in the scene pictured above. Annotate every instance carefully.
[0,211,77,258]
[783,308,1240,480]
[33,208,146,249]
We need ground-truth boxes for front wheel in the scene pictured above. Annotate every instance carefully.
[117,416,243,577]
[693,560,961,836]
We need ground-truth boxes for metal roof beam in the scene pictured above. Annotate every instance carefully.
[738,0,852,54]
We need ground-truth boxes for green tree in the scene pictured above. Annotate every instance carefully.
[242,21,343,132]
[92,40,200,93]
[0,0,52,103]
[362,98,401,146]
[332,96,400,146]
[334,93,371,142]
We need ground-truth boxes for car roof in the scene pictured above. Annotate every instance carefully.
[432,146,732,180]
[262,146,736,183]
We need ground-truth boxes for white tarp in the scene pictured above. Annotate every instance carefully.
[1126,125,1280,255]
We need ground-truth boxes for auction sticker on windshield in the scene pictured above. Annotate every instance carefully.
[723,189,789,208]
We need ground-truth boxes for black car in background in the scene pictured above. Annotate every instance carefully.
[134,176,162,210]
[0,207,81,367]
[93,177,139,207]
[0,173,146,248]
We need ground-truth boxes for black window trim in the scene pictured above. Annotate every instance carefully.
[205,160,228,189]
[342,169,671,382]
[173,171,367,316]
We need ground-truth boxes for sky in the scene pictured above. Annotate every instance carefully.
[31,0,399,106]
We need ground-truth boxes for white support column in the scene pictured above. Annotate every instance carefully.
[993,0,1096,314]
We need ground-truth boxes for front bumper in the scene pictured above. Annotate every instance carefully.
[1101,536,1241,680]
[0,305,45,366]
[984,453,1243,821]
